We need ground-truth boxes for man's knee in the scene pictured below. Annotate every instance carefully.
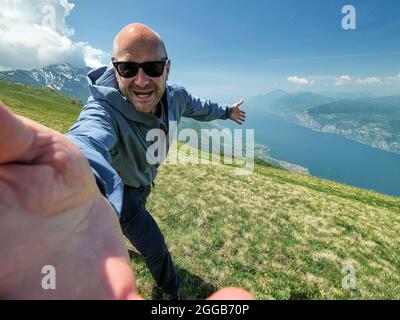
[141,232,169,260]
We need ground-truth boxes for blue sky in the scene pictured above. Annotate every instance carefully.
[3,0,400,102]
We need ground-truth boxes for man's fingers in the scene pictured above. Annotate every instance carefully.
[0,101,35,164]
[126,292,144,300]
[207,287,254,300]
[236,111,246,118]
[104,256,139,300]
[231,112,246,124]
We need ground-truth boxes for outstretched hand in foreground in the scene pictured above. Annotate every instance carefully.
[0,101,252,300]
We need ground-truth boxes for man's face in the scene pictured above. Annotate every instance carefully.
[114,48,170,114]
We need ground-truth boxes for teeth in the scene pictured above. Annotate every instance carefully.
[135,91,152,98]
[135,91,152,95]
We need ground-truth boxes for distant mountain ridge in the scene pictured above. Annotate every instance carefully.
[2,63,399,154]
[296,95,400,154]
[0,63,92,103]
[247,90,400,154]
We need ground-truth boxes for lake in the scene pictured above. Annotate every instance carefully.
[225,112,400,198]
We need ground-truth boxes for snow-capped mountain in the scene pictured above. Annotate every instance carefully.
[0,63,93,103]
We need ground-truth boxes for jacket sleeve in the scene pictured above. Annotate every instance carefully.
[65,101,124,217]
[181,87,232,121]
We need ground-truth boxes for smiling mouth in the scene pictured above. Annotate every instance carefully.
[133,90,154,99]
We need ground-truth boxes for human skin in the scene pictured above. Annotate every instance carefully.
[113,23,170,115]
[0,24,247,300]
[0,101,252,300]
[112,23,246,124]
[0,100,138,299]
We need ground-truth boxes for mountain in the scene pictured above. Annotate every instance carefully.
[246,89,288,113]
[271,92,336,115]
[0,63,92,103]
[246,90,335,116]
[246,90,400,154]
[2,80,400,299]
[295,96,400,154]
[319,91,379,100]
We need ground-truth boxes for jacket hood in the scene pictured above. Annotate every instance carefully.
[86,66,164,126]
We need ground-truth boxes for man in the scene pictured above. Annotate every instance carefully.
[65,23,246,299]
[0,100,253,300]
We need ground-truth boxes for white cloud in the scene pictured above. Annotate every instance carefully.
[0,0,109,71]
[356,77,381,84]
[334,75,352,86]
[82,45,110,68]
[287,76,311,85]
[386,73,400,82]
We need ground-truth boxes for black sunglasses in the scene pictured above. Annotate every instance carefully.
[112,59,168,78]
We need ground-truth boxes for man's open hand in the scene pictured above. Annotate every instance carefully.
[0,101,138,299]
[229,98,246,125]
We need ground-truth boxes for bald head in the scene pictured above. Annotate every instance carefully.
[112,23,168,61]
[112,24,171,114]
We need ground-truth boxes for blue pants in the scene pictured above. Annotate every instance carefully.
[119,185,180,295]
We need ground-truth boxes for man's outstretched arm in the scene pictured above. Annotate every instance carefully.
[66,101,124,216]
[0,100,138,299]
[181,88,246,124]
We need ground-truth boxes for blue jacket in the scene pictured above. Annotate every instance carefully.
[66,66,232,216]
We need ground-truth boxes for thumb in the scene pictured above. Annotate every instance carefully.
[0,100,35,164]
[234,98,244,108]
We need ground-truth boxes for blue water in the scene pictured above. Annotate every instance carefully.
[227,113,400,198]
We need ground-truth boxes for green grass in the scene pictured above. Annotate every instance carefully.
[0,80,81,133]
[2,80,400,300]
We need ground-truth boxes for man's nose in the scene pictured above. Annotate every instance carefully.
[134,68,151,88]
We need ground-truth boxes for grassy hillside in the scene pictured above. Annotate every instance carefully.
[144,159,400,300]
[2,80,399,300]
[0,80,81,133]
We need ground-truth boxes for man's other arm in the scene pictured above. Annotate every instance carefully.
[181,87,246,124]
[181,87,233,121]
